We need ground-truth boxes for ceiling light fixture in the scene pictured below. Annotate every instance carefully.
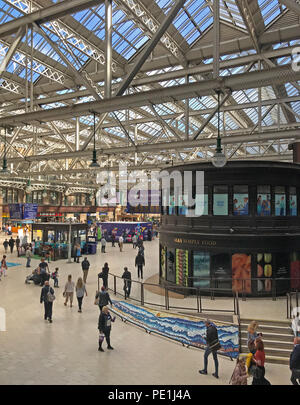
[89,112,100,168]
[211,90,227,168]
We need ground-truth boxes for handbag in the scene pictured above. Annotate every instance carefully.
[99,332,104,343]
[47,287,56,303]
[94,291,99,305]
[251,365,263,379]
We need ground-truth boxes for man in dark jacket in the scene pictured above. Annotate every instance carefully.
[111,233,116,247]
[199,319,221,379]
[81,257,90,284]
[96,286,112,311]
[135,253,145,279]
[290,337,300,385]
[122,267,131,299]
[98,306,115,351]
[8,237,15,254]
[3,239,9,253]
[40,281,54,323]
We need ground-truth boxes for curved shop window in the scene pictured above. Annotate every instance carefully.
[166,249,176,283]
[211,252,231,289]
[289,187,297,216]
[193,251,210,288]
[275,186,286,216]
[160,245,167,279]
[233,186,249,216]
[213,185,228,216]
[195,186,208,216]
[257,186,271,216]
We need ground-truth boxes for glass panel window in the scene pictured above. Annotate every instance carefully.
[211,252,231,289]
[275,186,286,216]
[2,188,7,204]
[232,253,251,293]
[213,185,228,215]
[195,186,208,216]
[176,249,188,286]
[166,249,176,283]
[178,194,188,216]
[168,194,175,215]
[193,251,210,288]
[13,190,18,203]
[233,186,249,216]
[26,192,33,203]
[7,189,13,203]
[257,186,271,216]
[289,187,297,216]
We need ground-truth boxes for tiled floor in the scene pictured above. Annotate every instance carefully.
[0,234,293,385]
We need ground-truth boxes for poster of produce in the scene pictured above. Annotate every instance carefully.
[257,253,272,293]
[193,252,210,288]
[232,253,251,293]
[176,249,188,286]
[166,249,176,283]
[290,252,300,290]
[160,246,166,279]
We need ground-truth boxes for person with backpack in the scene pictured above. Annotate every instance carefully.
[95,286,112,312]
[81,257,90,284]
[3,239,9,253]
[40,280,55,323]
[8,237,15,254]
[98,306,115,352]
[76,277,87,313]
[99,262,109,289]
[199,319,221,379]
[0,255,7,280]
[135,252,145,280]
[290,337,300,385]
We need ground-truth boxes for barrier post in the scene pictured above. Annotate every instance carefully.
[141,282,144,306]
[113,275,116,295]
[272,278,276,301]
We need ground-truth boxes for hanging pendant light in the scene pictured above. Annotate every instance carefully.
[25,179,32,193]
[42,188,47,198]
[212,90,227,168]
[89,112,100,168]
[1,127,10,174]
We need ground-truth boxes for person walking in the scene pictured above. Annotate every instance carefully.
[25,246,33,268]
[290,337,300,385]
[3,239,9,253]
[247,321,259,354]
[0,255,7,280]
[76,277,87,313]
[73,243,81,263]
[251,338,270,385]
[138,241,145,256]
[16,237,20,255]
[101,236,106,253]
[96,286,112,312]
[111,233,116,247]
[101,262,109,289]
[64,274,75,307]
[122,267,131,299]
[51,268,59,288]
[81,257,90,284]
[230,357,248,385]
[40,280,55,323]
[39,258,50,286]
[291,312,300,337]
[135,252,145,280]
[132,234,138,249]
[118,235,124,252]
[98,306,115,352]
[8,237,15,254]
[199,319,221,379]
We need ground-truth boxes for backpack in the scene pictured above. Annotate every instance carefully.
[47,287,56,303]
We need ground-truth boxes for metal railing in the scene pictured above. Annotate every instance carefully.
[107,273,238,315]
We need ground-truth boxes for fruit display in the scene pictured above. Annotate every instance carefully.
[290,252,300,290]
[176,249,188,286]
[257,253,272,292]
[161,247,166,279]
[232,254,251,293]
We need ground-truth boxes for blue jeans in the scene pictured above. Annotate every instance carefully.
[26,257,31,267]
[203,346,219,375]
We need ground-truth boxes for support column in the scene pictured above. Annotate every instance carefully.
[75,117,80,151]
[105,0,112,99]
[185,71,189,140]
[213,0,220,79]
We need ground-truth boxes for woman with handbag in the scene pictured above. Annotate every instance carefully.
[251,338,271,385]
[98,306,115,352]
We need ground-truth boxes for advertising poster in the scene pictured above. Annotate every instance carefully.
[275,253,289,294]
[166,249,176,283]
[160,246,166,279]
[213,194,228,215]
[98,222,152,241]
[233,194,249,216]
[193,252,210,288]
[290,195,297,216]
[211,253,231,289]
[257,253,272,293]
[257,194,271,216]
[232,253,251,293]
[290,252,300,290]
[195,194,208,216]
[275,194,286,216]
[168,195,175,215]
[178,195,188,216]
[176,249,188,286]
